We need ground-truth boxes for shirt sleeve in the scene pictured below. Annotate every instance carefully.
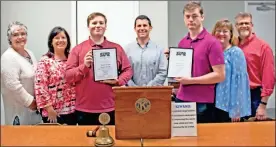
[260,43,275,97]
[34,58,53,108]
[127,79,137,86]
[229,48,251,118]
[65,45,90,84]
[1,56,34,107]
[117,45,133,86]
[208,40,225,66]
[147,48,168,86]
[124,44,137,86]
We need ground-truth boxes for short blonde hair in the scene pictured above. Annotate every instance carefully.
[183,1,204,15]
[211,19,238,46]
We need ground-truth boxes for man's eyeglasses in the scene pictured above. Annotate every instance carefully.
[236,22,252,26]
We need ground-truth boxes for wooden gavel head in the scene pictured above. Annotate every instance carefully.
[86,126,100,137]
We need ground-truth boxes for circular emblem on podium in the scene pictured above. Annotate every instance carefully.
[135,98,151,114]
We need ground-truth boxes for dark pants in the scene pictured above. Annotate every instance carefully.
[250,87,262,117]
[174,98,215,123]
[239,87,262,120]
[76,110,115,125]
[42,112,77,125]
[214,87,262,122]
[213,108,231,123]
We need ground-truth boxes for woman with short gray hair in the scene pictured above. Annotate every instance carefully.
[1,21,42,125]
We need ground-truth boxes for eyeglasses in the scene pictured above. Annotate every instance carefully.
[12,32,27,37]
[236,22,252,26]
[215,30,230,34]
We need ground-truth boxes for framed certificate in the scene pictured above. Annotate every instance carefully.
[167,47,193,78]
[92,48,118,81]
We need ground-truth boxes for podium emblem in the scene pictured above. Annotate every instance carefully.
[135,98,151,114]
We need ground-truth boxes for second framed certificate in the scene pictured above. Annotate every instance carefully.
[92,48,118,81]
[167,47,193,78]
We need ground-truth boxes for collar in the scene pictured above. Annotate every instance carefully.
[136,38,151,48]
[89,36,108,48]
[238,33,256,46]
[187,27,207,40]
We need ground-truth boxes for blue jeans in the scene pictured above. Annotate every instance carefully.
[250,87,262,117]
[174,97,215,123]
[174,98,207,113]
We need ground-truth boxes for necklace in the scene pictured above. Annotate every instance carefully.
[20,50,33,65]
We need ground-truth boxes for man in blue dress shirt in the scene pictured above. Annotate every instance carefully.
[125,15,167,86]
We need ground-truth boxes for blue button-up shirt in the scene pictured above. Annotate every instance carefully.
[125,40,167,86]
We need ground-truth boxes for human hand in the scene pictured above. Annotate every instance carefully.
[100,79,119,85]
[231,117,241,122]
[46,106,60,123]
[84,50,93,68]
[164,48,169,60]
[174,77,194,85]
[256,104,267,121]
[28,100,37,111]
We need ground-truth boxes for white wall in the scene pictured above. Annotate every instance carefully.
[77,1,168,49]
[168,1,245,47]
[1,1,75,125]
[1,1,75,59]
[139,1,168,49]
[77,1,139,48]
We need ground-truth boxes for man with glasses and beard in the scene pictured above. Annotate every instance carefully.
[235,12,275,121]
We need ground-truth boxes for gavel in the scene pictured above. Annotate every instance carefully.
[86,126,100,137]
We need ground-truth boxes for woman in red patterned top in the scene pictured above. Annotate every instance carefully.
[34,26,76,125]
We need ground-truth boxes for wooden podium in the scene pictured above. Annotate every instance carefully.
[113,86,173,140]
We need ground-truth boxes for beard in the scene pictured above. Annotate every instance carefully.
[239,30,250,38]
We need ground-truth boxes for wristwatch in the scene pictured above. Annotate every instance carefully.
[260,101,267,106]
